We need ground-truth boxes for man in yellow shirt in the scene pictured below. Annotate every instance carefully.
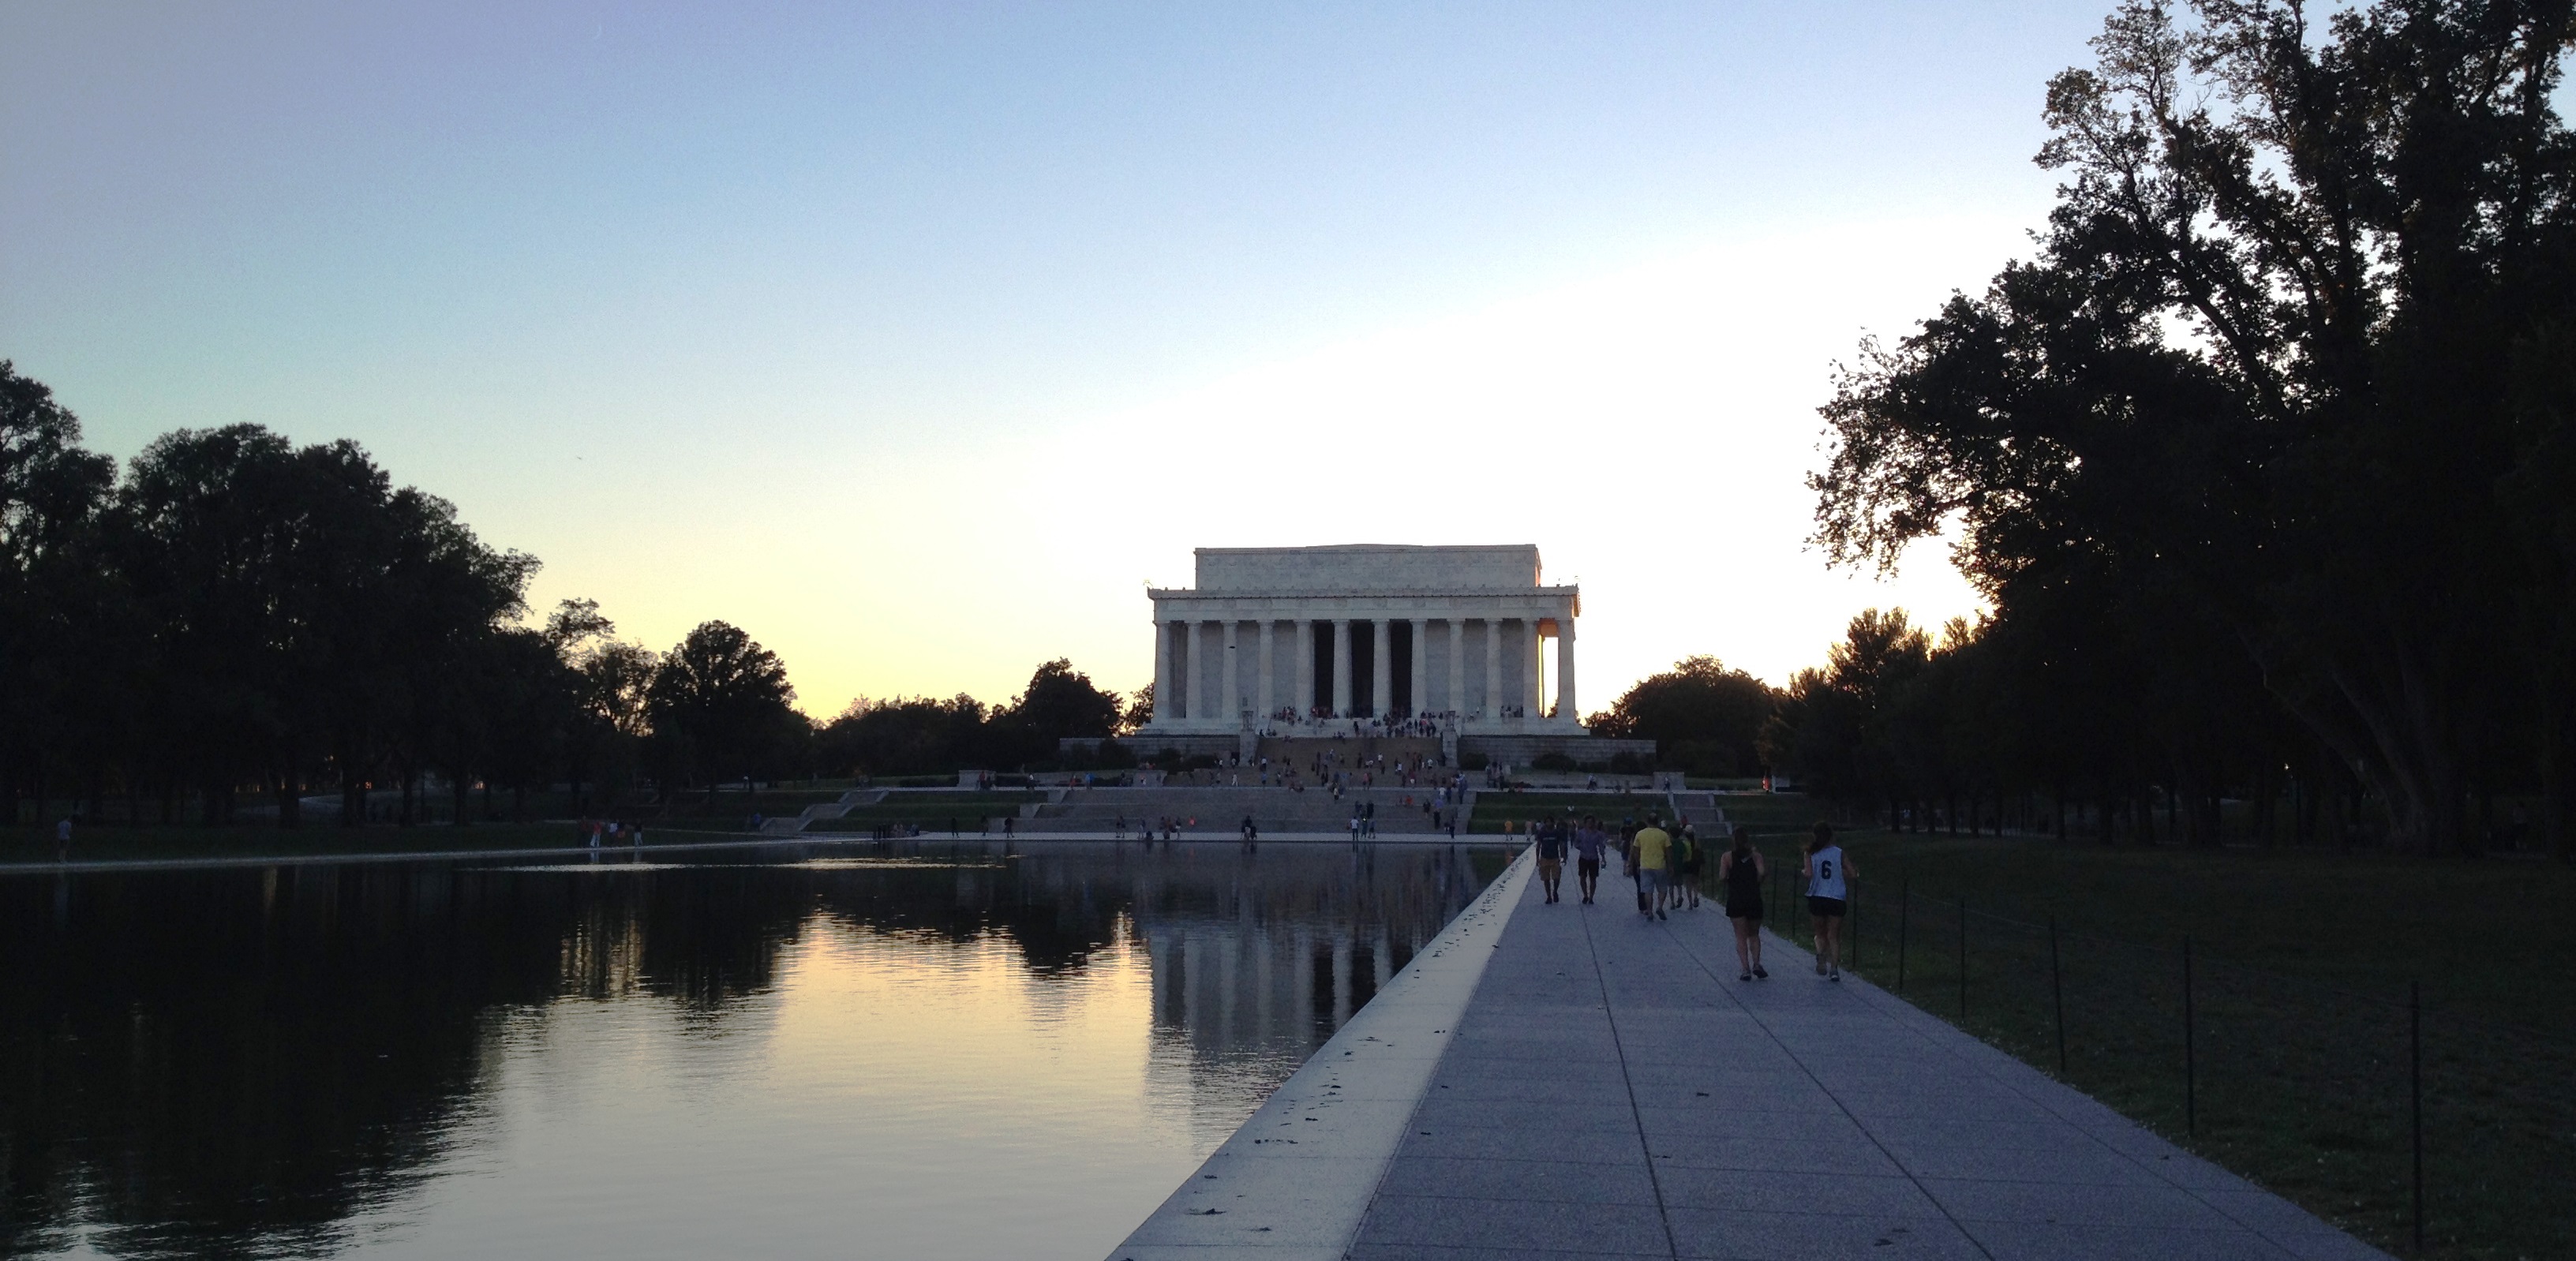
[1632,819,1672,921]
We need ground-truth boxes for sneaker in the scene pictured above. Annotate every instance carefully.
[1829,970,1842,982]
[1657,910,1667,921]
[1740,971,1753,982]
[1753,965,1769,979]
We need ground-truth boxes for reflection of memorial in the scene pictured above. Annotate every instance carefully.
[0,843,1507,1255]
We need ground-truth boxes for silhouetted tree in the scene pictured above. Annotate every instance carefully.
[1585,656,1779,776]
[1809,0,2576,854]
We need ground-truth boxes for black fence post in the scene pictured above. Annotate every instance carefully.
[2050,913,2066,1076]
[1956,895,1968,1020]
[2411,978,2424,1255]
[1896,880,1910,993]
[2184,934,2196,1139]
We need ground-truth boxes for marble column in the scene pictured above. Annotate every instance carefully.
[1371,619,1391,720]
[1256,619,1275,722]
[1484,618,1502,718]
[1331,619,1353,717]
[1222,619,1241,722]
[1151,617,1172,724]
[1447,619,1465,717]
[1556,611,1577,723]
[1189,620,1208,723]
[1408,618,1428,720]
[1523,617,1543,722]
[1296,619,1315,718]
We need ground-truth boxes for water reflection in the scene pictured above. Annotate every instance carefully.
[0,840,1507,1260]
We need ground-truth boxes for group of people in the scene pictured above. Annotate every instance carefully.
[579,818,642,848]
[1527,816,1852,982]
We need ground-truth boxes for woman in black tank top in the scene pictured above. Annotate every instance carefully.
[1717,826,1769,980]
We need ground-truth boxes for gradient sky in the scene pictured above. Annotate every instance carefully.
[2,2,2116,717]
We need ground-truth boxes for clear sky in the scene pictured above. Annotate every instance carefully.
[2,1,2115,717]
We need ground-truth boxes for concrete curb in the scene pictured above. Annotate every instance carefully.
[1107,845,1536,1261]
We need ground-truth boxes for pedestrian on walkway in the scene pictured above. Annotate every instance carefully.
[1572,817,1604,904]
[1632,818,1672,921]
[1674,823,1702,910]
[1803,822,1852,980]
[1534,818,1566,903]
[1720,825,1768,980]
[56,816,73,863]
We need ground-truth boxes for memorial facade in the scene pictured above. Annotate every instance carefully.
[1141,544,1583,736]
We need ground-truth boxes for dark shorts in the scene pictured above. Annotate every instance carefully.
[1578,857,1601,877]
[1679,857,1703,876]
[1726,896,1764,919]
[1809,896,1847,919]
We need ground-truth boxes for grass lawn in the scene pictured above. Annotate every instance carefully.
[1712,826,2574,1261]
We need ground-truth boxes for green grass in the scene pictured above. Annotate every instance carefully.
[1726,830,2574,1261]
[1470,789,1675,832]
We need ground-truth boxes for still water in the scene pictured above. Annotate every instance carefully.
[1,840,1511,1260]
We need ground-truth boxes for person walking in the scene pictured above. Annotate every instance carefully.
[1534,818,1567,904]
[1720,826,1769,980]
[55,816,72,863]
[1632,817,1672,921]
[1803,822,1853,980]
[1572,817,1604,904]
[1674,823,1702,910]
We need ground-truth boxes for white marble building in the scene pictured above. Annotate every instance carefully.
[1143,544,1582,735]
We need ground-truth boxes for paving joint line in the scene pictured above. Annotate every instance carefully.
[1658,920,2001,1261]
[1818,958,2360,1256]
[1576,898,1682,1261]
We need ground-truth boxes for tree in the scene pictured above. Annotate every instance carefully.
[0,362,118,826]
[645,621,803,791]
[1810,0,2576,854]
[1585,656,1780,776]
[987,659,1122,767]
[1761,610,1930,816]
[1120,683,1155,735]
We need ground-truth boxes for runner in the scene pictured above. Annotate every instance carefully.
[1632,817,1672,921]
[1534,817,1567,904]
[1719,825,1768,980]
[1802,821,1853,980]
[1571,817,1604,904]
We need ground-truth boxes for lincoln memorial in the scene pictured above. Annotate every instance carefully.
[1142,544,1582,736]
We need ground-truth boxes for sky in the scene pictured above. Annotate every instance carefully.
[0,1,2117,717]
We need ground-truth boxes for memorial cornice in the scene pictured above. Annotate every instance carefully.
[1148,585,1579,601]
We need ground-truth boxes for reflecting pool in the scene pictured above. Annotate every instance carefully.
[0,840,1512,1260]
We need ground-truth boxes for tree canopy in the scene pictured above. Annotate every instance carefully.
[1587,656,1780,776]
[1808,0,2576,855]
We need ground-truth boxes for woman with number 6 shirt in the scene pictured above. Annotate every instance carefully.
[1802,822,1853,981]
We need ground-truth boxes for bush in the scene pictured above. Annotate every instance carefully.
[1533,752,1578,771]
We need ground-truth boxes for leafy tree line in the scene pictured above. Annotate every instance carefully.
[1780,0,2576,858]
[0,363,1125,828]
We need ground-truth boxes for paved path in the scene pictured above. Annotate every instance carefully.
[1343,870,2389,1261]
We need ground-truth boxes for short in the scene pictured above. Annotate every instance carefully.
[1638,868,1665,896]
[1679,856,1703,876]
[1577,857,1601,877]
[1808,896,1847,919]
[1726,895,1764,919]
[1537,858,1563,881]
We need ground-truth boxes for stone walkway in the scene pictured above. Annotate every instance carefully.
[1344,870,2390,1261]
